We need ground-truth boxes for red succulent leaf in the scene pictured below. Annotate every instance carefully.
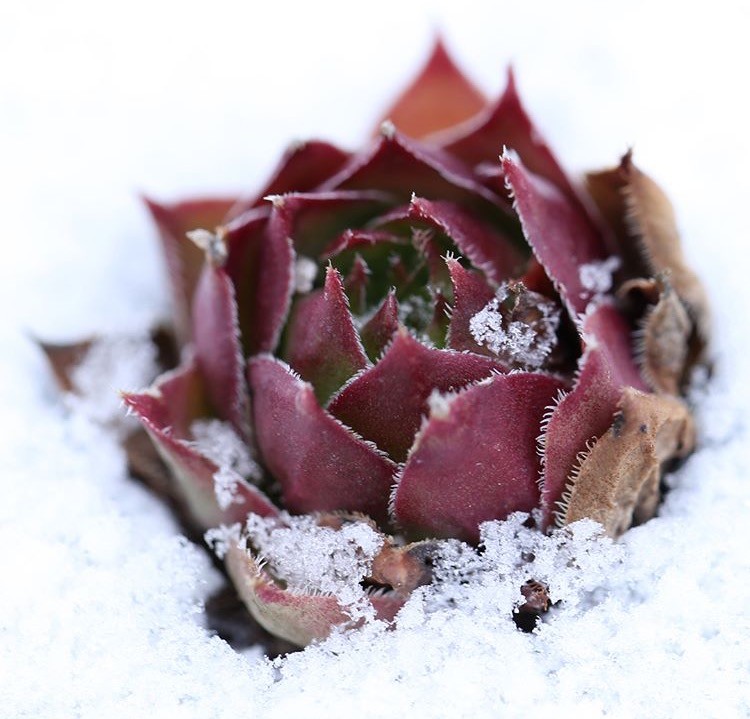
[343,254,370,315]
[584,301,648,391]
[540,302,648,528]
[359,290,400,361]
[373,204,451,289]
[392,372,565,543]
[283,265,369,403]
[407,195,526,283]
[192,258,250,439]
[433,68,579,203]
[248,356,397,523]
[266,190,393,259]
[426,288,451,346]
[123,360,278,529]
[227,140,351,220]
[143,197,237,344]
[223,206,295,355]
[225,543,403,647]
[502,152,609,316]
[322,228,406,259]
[327,327,503,462]
[322,127,514,225]
[375,37,487,140]
[444,257,498,355]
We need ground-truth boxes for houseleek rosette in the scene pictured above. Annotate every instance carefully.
[115,41,708,646]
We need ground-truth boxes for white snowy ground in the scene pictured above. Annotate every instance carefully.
[2,1,750,716]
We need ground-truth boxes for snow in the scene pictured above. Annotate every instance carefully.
[2,0,750,716]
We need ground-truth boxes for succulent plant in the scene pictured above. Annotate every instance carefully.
[105,40,707,647]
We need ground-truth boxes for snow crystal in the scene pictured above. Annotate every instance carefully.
[579,256,621,296]
[190,419,261,510]
[293,256,318,294]
[469,284,560,369]
[245,514,384,616]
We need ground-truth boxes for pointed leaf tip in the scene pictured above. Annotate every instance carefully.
[374,37,487,140]
[283,265,369,403]
[124,361,277,530]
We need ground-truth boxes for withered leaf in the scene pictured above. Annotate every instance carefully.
[557,388,695,536]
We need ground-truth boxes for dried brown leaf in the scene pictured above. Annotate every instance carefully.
[623,276,692,395]
[37,338,93,393]
[557,388,695,536]
[586,152,710,357]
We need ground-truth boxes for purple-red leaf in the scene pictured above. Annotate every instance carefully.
[248,356,397,523]
[433,68,580,203]
[502,152,609,316]
[123,361,277,530]
[359,290,400,361]
[343,254,370,315]
[375,36,487,140]
[144,197,236,344]
[192,261,250,439]
[322,128,513,224]
[227,140,351,220]
[444,258,498,354]
[223,206,295,355]
[540,303,647,528]
[283,265,369,403]
[407,195,526,283]
[322,228,406,260]
[327,327,502,462]
[392,372,565,543]
[266,190,392,260]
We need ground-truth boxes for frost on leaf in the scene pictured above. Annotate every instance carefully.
[245,514,384,617]
[190,419,262,510]
[469,282,560,370]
